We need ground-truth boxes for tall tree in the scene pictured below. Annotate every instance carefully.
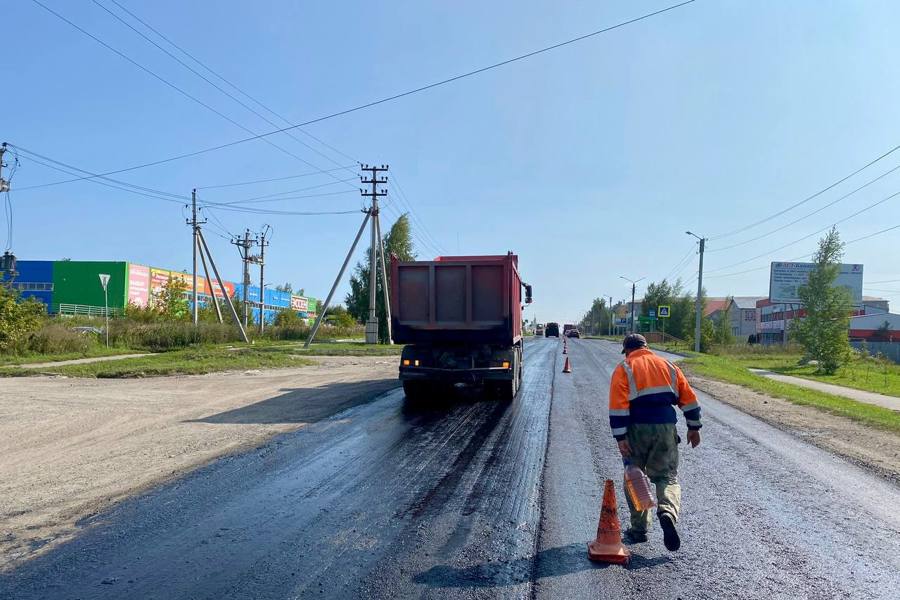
[345,214,416,342]
[793,227,852,374]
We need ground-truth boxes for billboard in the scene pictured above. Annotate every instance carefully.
[127,264,150,307]
[149,268,235,301]
[769,262,863,305]
[291,295,309,311]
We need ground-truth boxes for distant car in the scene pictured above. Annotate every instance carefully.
[563,323,576,336]
[535,325,544,336]
[566,328,581,338]
[545,322,560,337]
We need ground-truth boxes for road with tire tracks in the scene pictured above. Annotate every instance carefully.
[2,338,898,599]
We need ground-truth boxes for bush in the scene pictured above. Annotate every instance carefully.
[27,323,93,355]
[0,289,46,354]
[109,320,242,351]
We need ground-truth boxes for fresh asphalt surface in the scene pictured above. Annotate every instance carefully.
[3,338,899,599]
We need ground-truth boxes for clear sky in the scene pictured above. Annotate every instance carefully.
[5,0,900,321]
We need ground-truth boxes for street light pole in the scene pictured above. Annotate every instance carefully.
[686,231,707,353]
[620,276,644,334]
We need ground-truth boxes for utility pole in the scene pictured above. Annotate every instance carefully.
[198,229,248,343]
[360,164,388,344]
[608,295,614,337]
[256,225,271,334]
[620,276,644,334]
[687,231,706,353]
[0,143,9,193]
[231,230,257,328]
[186,189,206,326]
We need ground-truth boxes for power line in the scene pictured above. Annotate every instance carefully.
[11,146,188,204]
[706,188,900,274]
[707,160,900,253]
[17,0,696,187]
[710,143,900,241]
[707,221,900,280]
[196,165,356,190]
[213,178,358,206]
[105,0,361,170]
[92,0,359,184]
[867,278,900,285]
[390,171,447,255]
[27,0,354,188]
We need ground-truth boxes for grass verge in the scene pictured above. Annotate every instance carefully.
[0,345,316,378]
[0,341,402,378]
[683,353,900,434]
[0,346,141,366]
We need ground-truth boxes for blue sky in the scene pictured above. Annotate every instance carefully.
[5,0,900,321]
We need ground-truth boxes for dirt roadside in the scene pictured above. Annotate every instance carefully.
[0,356,399,569]
[689,375,900,484]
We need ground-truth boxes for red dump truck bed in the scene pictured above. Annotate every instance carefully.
[391,253,524,345]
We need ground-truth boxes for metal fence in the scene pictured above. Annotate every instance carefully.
[54,303,123,318]
[852,340,900,364]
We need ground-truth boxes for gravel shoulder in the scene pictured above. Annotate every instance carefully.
[0,356,399,569]
[689,375,900,483]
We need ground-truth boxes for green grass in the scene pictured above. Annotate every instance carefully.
[0,345,142,366]
[704,347,900,398]
[683,353,900,433]
[0,340,403,378]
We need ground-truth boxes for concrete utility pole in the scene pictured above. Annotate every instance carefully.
[360,164,389,344]
[304,211,372,348]
[256,225,271,334]
[687,231,706,353]
[186,189,206,326]
[0,143,9,194]
[198,229,248,342]
[608,295,614,337]
[620,276,644,334]
[231,230,257,328]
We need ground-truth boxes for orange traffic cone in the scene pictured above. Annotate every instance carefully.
[562,356,572,373]
[587,479,631,565]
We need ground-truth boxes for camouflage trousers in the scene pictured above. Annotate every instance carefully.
[624,423,681,533]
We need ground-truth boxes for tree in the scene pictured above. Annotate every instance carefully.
[578,297,609,335]
[874,321,892,341]
[153,276,190,321]
[345,214,416,342]
[792,227,852,374]
[712,297,735,345]
[325,305,357,328]
[275,283,293,293]
[0,287,45,353]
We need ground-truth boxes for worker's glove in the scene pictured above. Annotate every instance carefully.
[617,439,632,458]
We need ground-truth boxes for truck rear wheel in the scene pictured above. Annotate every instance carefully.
[403,380,432,402]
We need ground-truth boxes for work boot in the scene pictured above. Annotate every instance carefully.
[658,512,681,551]
[622,528,648,544]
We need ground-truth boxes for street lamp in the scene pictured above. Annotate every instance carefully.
[620,276,645,334]
[686,231,707,352]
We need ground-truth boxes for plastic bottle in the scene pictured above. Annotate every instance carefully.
[623,459,656,512]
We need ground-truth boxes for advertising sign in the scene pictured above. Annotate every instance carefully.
[291,295,309,311]
[769,262,863,305]
[127,264,150,307]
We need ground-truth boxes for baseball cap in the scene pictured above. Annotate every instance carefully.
[622,333,648,354]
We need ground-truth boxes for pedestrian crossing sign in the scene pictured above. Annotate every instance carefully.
[658,305,671,318]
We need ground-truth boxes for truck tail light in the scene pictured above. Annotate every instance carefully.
[402,359,410,366]
[502,361,510,369]
[414,359,420,367]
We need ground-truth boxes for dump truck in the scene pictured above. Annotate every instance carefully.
[391,252,532,400]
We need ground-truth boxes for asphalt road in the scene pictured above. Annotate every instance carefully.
[2,338,899,599]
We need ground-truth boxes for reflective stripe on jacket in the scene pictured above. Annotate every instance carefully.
[608,348,701,440]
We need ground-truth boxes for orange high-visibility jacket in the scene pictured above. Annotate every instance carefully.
[608,348,701,440]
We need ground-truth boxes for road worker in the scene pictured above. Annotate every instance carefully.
[608,333,702,551]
